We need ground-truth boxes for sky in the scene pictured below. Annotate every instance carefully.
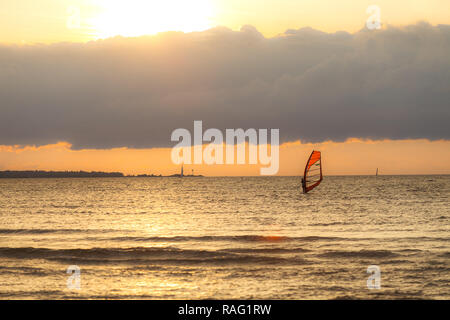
[1,140,450,176]
[0,0,449,175]
[1,0,450,43]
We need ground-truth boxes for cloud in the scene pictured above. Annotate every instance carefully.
[0,22,449,149]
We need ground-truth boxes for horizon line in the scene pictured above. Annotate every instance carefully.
[0,170,448,178]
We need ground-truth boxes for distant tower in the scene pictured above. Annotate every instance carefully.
[181,165,184,177]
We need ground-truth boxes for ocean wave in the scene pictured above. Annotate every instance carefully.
[0,290,64,299]
[221,247,310,254]
[0,228,121,235]
[318,249,399,259]
[106,235,342,243]
[0,247,309,266]
[0,229,359,243]
[309,222,352,227]
[401,236,450,242]
[0,265,50,276]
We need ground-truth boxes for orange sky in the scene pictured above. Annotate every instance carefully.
[1,139,449,176]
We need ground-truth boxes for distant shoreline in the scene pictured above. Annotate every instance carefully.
[0,171,447,178]
[0,171,203,179]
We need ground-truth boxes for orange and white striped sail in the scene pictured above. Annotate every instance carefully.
[302,150,323,193]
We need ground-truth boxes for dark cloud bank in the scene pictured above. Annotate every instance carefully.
[1,22,449,149]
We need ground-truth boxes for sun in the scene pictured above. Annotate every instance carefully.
[90,0,215,38]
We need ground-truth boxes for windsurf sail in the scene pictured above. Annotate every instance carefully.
[302,150,323,193]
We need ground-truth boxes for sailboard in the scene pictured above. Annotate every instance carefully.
[302,150,323,194]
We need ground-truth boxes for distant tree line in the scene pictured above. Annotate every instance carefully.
[0,171,124,178]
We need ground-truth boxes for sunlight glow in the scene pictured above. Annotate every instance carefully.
[91,0,215,38]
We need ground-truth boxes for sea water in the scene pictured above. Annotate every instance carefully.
[0,176,448,299]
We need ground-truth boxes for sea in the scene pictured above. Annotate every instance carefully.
[0,176,448,299]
